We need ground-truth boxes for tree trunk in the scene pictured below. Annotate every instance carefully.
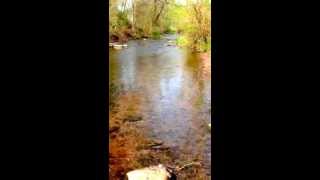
[132,0,135,34]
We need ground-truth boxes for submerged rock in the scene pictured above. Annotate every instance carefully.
[147,140,163,147]
[150,146,170,151]
[166,40,176,46]
[109,43,128,50]
[123,115,143,122]
[109,126,120,134]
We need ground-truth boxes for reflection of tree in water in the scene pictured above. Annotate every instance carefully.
[184,52,211,111]
[182,51,211,174]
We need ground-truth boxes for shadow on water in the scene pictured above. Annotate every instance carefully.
[109,35,211,179]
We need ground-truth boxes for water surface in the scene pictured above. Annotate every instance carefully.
[109,34,211,178]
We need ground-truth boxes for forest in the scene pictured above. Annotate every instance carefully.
[109,0,211,52]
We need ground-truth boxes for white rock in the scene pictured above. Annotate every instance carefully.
[126,164,171,180]
[113,45,122,50]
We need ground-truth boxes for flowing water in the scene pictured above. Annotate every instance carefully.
[109,34,211,179]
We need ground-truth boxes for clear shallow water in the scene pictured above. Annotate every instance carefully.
[110,35,211,177]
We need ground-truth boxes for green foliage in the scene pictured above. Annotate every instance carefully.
[200,38,211,52]
[152,30,161,39]
[117,11,130,27]
[176,35,189,47]
[109,0,211,52]
[163,26,176,34]
[164,4,189,33]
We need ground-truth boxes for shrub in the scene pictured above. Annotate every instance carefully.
[151,30,161,39]
[176,35,189,47]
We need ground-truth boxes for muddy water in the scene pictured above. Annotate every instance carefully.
[109,35,211,179]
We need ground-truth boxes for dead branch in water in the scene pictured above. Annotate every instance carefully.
[176,161,202,172]
[167,161,202,173]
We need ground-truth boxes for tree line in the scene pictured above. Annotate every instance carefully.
[109,0,211,52]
